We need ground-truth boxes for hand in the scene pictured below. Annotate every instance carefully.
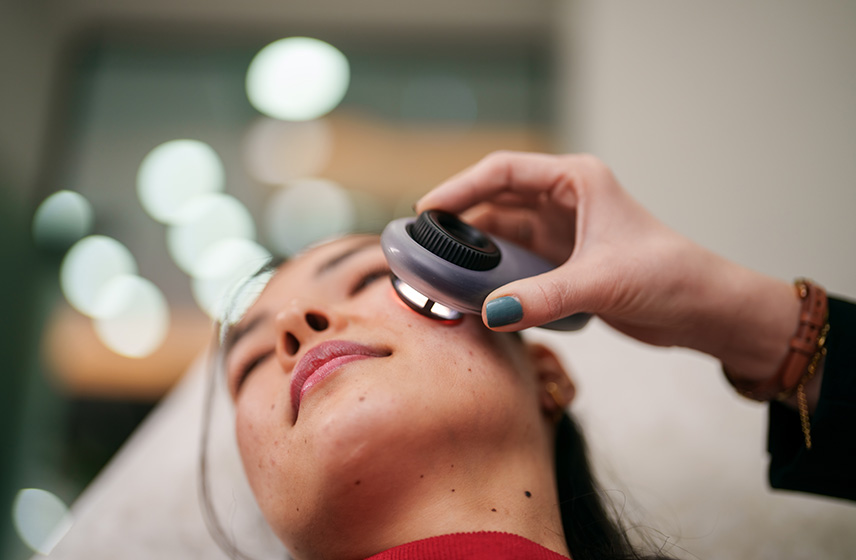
[416,151,801,388]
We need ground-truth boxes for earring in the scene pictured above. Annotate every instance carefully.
[545,381,566,422]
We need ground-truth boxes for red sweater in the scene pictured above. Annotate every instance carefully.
[364,531,570,559]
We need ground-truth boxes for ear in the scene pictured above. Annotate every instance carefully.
[526,343,576,419]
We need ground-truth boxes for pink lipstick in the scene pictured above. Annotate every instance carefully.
[290,340,390,421]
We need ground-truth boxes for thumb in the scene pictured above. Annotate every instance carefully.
[482,263,603,331]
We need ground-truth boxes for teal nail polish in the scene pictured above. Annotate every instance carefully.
[486,296,523,328]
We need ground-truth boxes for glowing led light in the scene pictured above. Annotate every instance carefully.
[400,75,478,125]
[395,279,429,308]
[137,139,224,224]
[191,238,272,320]
[60,235,137,317]
[246,37,350,121]
[243,117,333,184]
[32,190,94,248]
[12,488,73,555]
[264,178,355,256]
[430,301,460,320]
[91,274,169,358]
[167,193,256,275]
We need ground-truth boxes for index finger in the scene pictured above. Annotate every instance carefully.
[415,151,579,214]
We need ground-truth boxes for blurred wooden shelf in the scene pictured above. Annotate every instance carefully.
[43,304,215,402]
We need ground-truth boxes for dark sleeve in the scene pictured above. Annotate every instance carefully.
[767,296,856,501]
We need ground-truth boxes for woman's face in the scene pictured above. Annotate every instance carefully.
[222,235,561,557]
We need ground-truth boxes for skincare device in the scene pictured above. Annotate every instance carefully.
[381,210,590,331]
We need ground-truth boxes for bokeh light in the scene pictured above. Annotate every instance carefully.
[166,193,256,275]
[246,37,350,121]
[60,235,137,317]
[12,488,73,555]
[243,117,333,184]
[264,178,355,256]
[137,139,225,224]
[400,75,478,125]
[32,190,94,249]
[218,266,277,341]
[92,274,170,358]
[190,238,272,320]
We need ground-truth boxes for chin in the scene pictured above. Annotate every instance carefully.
[269,398,427,558]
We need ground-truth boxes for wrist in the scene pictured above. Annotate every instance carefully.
[722,279,828,402]
[685,256,800,382]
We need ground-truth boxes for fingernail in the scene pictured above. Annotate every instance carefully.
[485,296,523,328]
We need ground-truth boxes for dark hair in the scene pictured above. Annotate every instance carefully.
[556,413,672,560]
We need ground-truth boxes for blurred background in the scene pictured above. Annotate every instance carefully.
[2,1,855,559]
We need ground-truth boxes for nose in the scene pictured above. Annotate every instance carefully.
[274,300,343,363]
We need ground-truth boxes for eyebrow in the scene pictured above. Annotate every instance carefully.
[223,238,381,357]
[223,312,270,356]
[315,237,379,276]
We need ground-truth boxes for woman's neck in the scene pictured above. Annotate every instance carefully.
[288,440,569,560]
[376,452,569,556]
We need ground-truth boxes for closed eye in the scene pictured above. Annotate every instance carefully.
[349,267,391,296]
[233,350,274,395]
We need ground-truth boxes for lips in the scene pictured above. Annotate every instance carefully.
[290,340,391,421]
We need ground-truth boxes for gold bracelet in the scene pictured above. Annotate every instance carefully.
[795,322,830,450]
[722,279,830,450]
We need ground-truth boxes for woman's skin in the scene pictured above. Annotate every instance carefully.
[417,151,821,411]
[223,236,576,560]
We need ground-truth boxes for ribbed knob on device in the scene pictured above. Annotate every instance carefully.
[409,210,501,271]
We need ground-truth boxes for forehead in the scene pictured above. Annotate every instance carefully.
[271,234,381,286]
[244,235,380,309]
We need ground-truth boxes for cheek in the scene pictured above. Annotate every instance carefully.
[234,386,309,513]
[421,326,538,433]
[235,402,277,498]
[308,327,532,471]
[235,399,329,547]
